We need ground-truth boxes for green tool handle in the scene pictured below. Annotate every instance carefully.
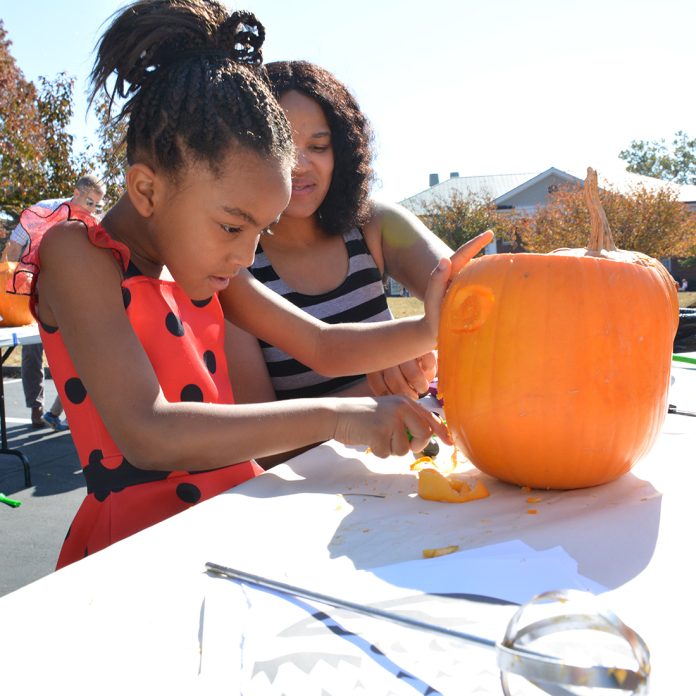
[673,354,696,365]
[0,492,22,508]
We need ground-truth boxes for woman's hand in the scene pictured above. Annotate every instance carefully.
[332,395,451,458]
[366,351,436,399]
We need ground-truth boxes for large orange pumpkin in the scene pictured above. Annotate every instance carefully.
[438,168,679,489]
[0,261,34,327]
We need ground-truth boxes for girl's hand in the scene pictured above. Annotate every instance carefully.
[422,230,495,340]
[366,351,437,399]
[332,395,451,458]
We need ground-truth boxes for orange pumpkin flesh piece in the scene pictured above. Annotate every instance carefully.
[417,467,490,503]
[422,545,460,559]
[438,169,679,490]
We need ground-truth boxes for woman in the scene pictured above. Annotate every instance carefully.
[228,61,485,464]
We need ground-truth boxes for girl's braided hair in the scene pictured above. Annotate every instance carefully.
[90,0,293,175]
[266,61,375,237]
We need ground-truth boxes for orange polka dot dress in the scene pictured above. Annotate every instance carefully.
[22,204,263,569]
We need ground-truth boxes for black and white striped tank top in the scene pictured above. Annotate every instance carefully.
[249,228,393,400]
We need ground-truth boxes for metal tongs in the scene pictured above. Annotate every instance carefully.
[205,562,650,694]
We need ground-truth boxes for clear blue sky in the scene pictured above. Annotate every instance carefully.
[2,0,694,201]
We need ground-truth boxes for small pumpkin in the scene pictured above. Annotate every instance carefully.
[0,261,34,327]
[438,168,679,490]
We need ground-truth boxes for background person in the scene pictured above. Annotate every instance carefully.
[3,174,105,430]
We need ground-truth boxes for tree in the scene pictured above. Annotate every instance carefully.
[89,91,127,205]
[0,20,44,219]
[406,190,514,251]
[36,74,87,198]
[513,183,696,259]
[619,131,696,185]
[0,20,88,225]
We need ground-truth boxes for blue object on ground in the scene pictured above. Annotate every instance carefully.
[42,413,69,432]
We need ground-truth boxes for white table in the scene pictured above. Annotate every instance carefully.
[0,323,40,486]
[0,323,42,349]
[0,359,694,694]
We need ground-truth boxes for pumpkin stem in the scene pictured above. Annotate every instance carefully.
[584,167,617,253]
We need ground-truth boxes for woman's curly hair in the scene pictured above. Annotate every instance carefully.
[266,61,374,236]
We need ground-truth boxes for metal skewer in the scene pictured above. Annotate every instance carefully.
[205,562,650,692]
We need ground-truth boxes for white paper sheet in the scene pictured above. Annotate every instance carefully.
[199,541,607,694]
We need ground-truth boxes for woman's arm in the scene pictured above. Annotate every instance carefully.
[363,199,454,299]
[364,200,494,296]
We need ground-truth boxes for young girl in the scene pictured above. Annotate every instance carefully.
[22,0,488,569]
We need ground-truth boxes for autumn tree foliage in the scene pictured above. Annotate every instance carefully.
[513,183,696,259]
[0,20,88,224]
[406,191,514,251]
[88,90,127,204]
[0,21,44,219]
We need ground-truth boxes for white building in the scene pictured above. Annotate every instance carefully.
[401,166,696,255]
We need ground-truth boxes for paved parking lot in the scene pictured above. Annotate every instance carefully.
[0,371,85,597]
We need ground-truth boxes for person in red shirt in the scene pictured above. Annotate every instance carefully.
[3,175,105,429]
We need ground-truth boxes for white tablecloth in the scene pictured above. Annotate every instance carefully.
[0,358,694,694]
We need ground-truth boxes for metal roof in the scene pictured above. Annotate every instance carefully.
[401,166,696,213]
[401,172,537,213]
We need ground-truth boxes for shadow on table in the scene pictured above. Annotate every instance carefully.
[235,444,662,594]
[0,423,84,497]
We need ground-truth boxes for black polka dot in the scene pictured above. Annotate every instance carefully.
[180,384,204,402]
[64,377,87,404]
[124,261,141,278]
[203,350,217,374]
[83,548,89,558]
[39,319,58,334]
[84,450,168,502]
[165,312,184,337]
[122,287,131,309]
[192,297,213,308]
[176,483,201,504]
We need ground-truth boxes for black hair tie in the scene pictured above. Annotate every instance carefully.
[228,11,265,66]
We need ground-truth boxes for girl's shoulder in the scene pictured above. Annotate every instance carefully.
[41,220,102,259]
[40,217,130,275]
